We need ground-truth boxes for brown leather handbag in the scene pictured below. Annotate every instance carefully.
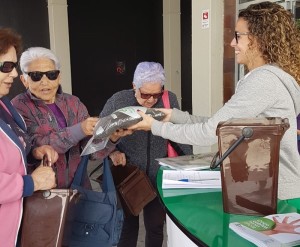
[111,163,157,217]
[20,155,76,247]
[21,188,75,247]
[211,117,289,216]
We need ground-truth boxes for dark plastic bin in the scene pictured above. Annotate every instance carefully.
[216,117,289,216]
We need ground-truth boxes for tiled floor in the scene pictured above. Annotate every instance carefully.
[88,160,167,247]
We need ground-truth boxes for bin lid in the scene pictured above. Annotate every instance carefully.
[218,117,287,127]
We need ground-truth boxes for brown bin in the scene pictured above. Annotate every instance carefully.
[214,117,289,216]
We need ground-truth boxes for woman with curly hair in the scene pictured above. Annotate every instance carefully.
[237,1,300,83]
[129,1,300,208]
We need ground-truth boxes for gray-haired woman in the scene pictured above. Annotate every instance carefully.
[12,47,131,189]
[100,61,193,247]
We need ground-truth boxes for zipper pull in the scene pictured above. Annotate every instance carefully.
[48,113,53,122]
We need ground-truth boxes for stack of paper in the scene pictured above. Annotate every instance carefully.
[162,188,221,197]
[156,152,216,171]
[162,170,221,189]
[229,212,300,247]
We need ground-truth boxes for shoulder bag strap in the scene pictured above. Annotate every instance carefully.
[161,90,170,108]
[161,90,185,155]
[71,155,116,193]
[102,157,116,192]
[71,155,89,187]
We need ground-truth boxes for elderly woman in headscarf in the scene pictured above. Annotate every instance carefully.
[100,61,193,247]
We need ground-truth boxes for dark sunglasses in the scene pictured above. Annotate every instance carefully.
[0,61,18,73]
[139,88,163,100]
[26,70,60,82]
[234,31,250,44]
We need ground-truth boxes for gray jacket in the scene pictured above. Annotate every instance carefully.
[152,64,300,200]
[100,89,193,185]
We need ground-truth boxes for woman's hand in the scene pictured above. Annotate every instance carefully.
[109,150,127,166]
[128,110,154,131]
[262,216,300,235]
[31,164,56,191]
[109,129,133,143]
[156,108,173,122]
[81,117,99,136]
[32,145,59,166]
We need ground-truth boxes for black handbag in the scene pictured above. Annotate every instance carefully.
[63,156,123,247]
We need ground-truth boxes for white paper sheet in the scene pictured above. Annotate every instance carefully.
[157,152,215,171]
[162,170,221,189]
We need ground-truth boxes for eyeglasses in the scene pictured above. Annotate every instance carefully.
[26,70,60,82]
[234,31,250,44]
[139,88,163,100]
[0,61,18,73]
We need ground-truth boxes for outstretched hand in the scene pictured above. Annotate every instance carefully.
[271,216,300,234]
[109,129,133,143]
[262,216,300,235]
[81,117,99,136]
[156,108,173,122]
[128,110,154,131]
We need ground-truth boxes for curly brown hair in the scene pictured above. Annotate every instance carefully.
[239,1,300,85]
[0,27,22,57]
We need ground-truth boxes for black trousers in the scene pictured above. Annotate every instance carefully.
[117,197,166,247]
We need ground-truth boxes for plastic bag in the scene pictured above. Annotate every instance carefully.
[81,106,165,155]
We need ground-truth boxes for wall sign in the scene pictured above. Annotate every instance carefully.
[202,9,209,29]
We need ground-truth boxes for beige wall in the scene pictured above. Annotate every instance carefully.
[47,0,72,94]
[163,0,224,153]
[191,0,223,153]
[163,0,182,107]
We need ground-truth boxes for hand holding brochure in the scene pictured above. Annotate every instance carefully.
[229,212,300,247]
[157,152,216,170]
[162,170,221,189]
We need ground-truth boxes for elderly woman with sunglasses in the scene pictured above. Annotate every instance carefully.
[12,47,131,189]
[0,28,59,246]
[100,61,192,247]
[130,2,300,207]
